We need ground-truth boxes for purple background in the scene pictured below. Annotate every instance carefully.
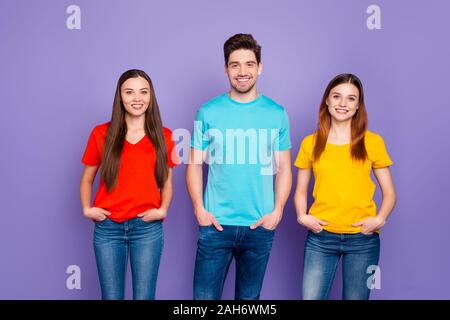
[1,0,449,299]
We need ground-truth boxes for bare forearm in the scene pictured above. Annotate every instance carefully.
[273,166,292,216]
[160,172,174,212]
[373,167,397,224]
[377,190,397,222]
[80,181,93,211]
[294,168,313,221]
[186,164,205,213]
[294,191,308,219]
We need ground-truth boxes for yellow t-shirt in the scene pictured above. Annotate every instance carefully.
[294,131,393,234]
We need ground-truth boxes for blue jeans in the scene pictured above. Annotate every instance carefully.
[93,218,163,300]
[302,230,380,300]
[194,225,275,300]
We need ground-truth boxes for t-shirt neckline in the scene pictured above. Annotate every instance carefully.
[125,135,146,146]
[225,93,263,107]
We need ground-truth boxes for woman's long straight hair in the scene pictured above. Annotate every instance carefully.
[101,69,168,192]
[313,73,368,162]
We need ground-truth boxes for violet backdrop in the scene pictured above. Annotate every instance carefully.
[0,0,449,299]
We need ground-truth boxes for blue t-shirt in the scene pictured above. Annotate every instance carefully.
[191,93,291,226]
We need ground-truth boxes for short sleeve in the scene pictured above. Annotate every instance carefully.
[164,128,178,167]
[273,109,292,151]
[82,128,101,166]
[294,136,313,169]
[191,108,210,150]
[372,135,393,168]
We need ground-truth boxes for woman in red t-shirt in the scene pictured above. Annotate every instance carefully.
[80,69,177,300]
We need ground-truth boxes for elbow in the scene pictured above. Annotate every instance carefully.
[278,164,292,175]
[385,189,397,207]
[187,163,202,175]
[392,190,398,207]
[81,177,94,186]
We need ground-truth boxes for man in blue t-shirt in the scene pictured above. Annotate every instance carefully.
[186,33,292,300]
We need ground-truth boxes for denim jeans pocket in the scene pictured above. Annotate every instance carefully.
[360,232,377,237]
[198,224,214,234]
[139,217,153,224]
[198,225,218,241]
[96,218,109,225]
[138,219,162,230]
[258,226,275,233]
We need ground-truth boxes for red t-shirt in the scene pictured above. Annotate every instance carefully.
[82,122,178,222]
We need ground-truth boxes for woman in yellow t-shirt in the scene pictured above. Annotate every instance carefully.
[294,73,396,300]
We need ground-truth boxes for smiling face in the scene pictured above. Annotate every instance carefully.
[225,49,262,95]
[120,77,151,117]
[326,82,360,122]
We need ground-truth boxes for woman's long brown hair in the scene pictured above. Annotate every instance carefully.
[313,73,368,162]
[101,69,168,192]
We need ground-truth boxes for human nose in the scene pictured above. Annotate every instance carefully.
[238,65,247,76]
[338,98,347,107]
[132,93,142,101]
